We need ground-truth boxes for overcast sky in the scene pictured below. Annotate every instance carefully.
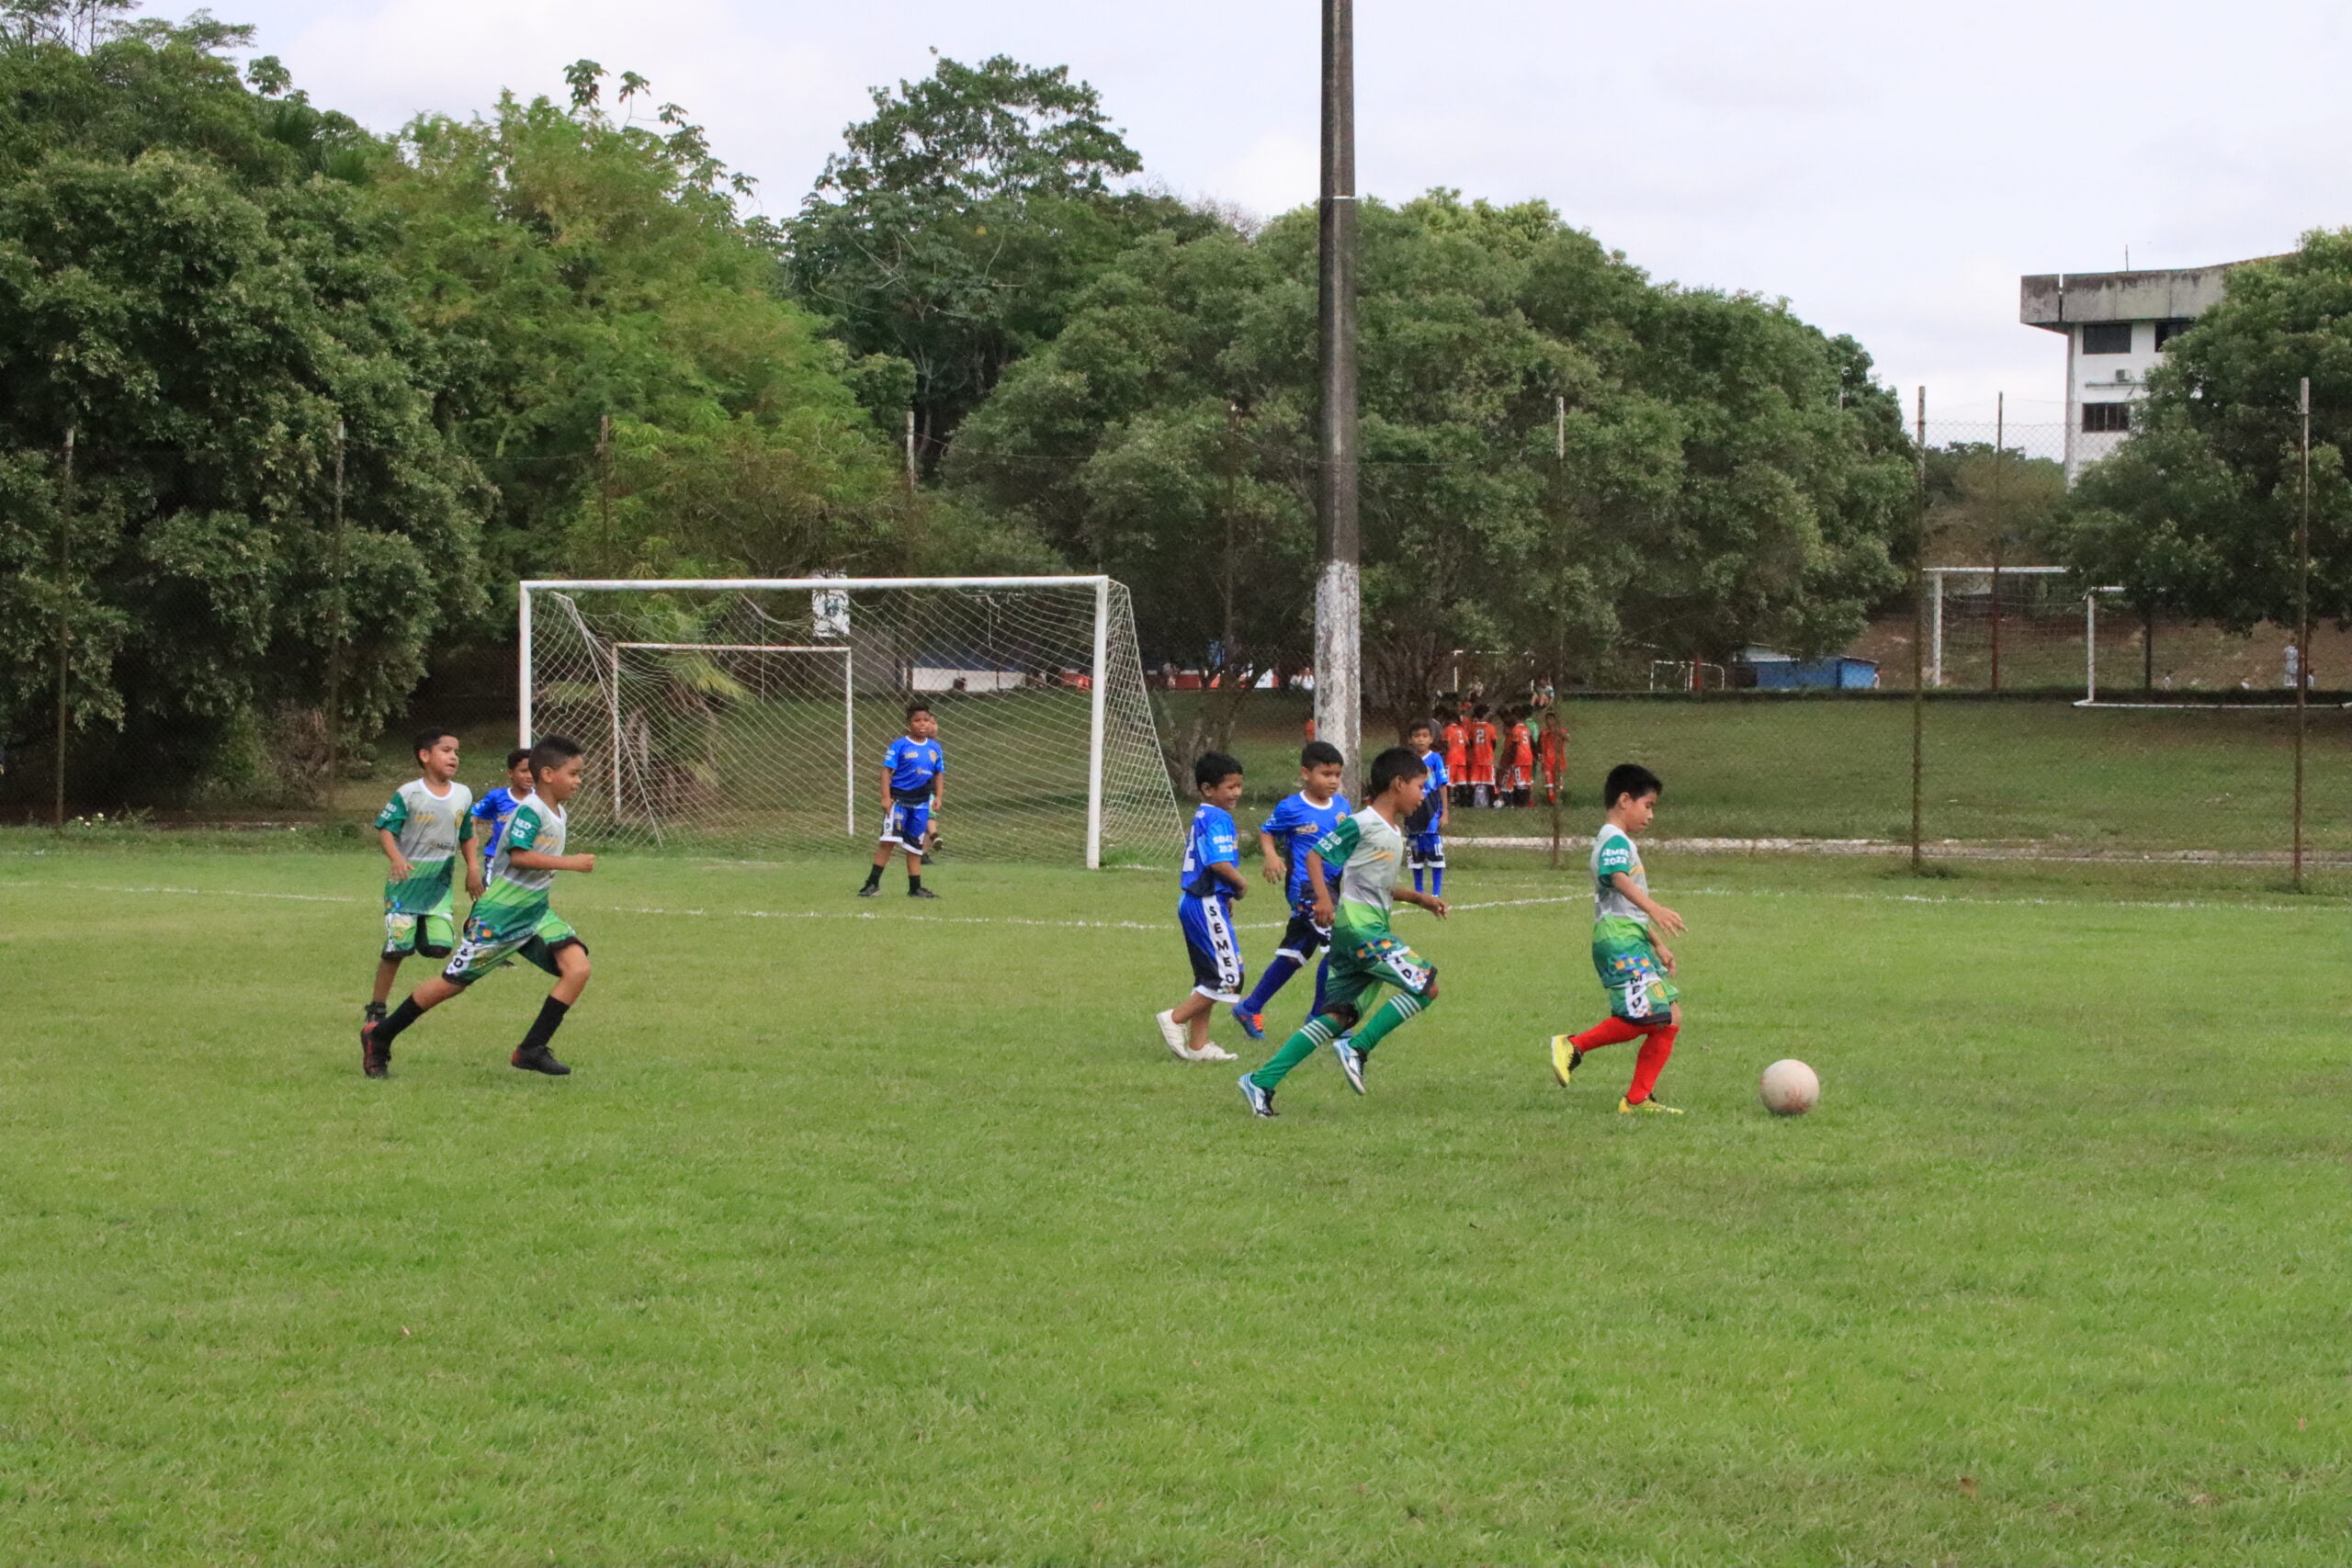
[188,0,2352,431]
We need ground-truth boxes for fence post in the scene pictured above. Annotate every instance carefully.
[53,424,74,829]
[1911,388,1926,874]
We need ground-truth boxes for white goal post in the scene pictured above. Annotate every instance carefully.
[518,576,1181,867]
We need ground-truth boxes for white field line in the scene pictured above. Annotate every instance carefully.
[0,879,2336,929]
[1445,834,2352,868]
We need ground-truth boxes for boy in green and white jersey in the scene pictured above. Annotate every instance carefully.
[359,735,597,1078]
[1549,761,1688,1114]
[366,728,481,1036]
[1238,746,1449,1116]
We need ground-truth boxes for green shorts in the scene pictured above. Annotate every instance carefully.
[1320,927,1437,1016]
[1593,919,1678,1023]
[382,897,456,960]
[442,909,585,987]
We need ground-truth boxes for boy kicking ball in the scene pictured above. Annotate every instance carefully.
[359,736,595,1078]
[1238,746,1447,1116]
[365,728,481,1043]
[1157,752,1248,1063]
[1551,762,1686,1114]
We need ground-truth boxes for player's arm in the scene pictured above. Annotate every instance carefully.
[1436,784,1450,831]
[1610,871,1683,936]
[508,846,596,874]
[1257,829,1284,885]
[378,827,411,885]
[1398,886,1449,919]
[1212,855,1247,896]
[1306,851,1335,927]
[460,817,484,899]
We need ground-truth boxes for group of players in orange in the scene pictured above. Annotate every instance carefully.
[1436,697,1568,809]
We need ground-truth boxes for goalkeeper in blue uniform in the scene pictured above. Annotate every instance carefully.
[859,703,944,899]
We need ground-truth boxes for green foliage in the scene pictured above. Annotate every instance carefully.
[380,67,891,585]
[954,191,1914,724]
[2052,231,2352,629]
[787,53,1216,457]
[1923,443,2067,565]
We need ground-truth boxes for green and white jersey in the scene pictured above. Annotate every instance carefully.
[1312,806,1409,938]
[470,795,567,940]
[375,777,475,913]
[1592,821,1649,926]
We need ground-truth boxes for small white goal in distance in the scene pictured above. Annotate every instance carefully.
[518,576,1182,867]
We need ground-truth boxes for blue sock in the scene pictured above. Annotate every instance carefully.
[1239,953,1301,1014]
[1310,956,1332,1016]
[1413,868,1425,893]
[1431,868,1445,897]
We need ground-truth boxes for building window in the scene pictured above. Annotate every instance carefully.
[2154,318,2194,350]
[2081,322,2133,355]
[2083,401,2132,434]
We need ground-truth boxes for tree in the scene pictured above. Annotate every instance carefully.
[2051,232,2352,635]
[952,191,1914,735]
[787,53,1216,466]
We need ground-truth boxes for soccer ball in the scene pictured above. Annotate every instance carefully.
[1758,1058,1820,1116]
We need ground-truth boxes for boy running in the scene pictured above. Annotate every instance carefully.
[859,703,944,898]
[1229,741,1351,1041]
[1550,762,1686,1114]
[471,746,534,863]
[360,735,596,1078]
[1158,752,1248,1062]
[1238,746,1448,1116]
[1405,718,1450,895]
[365,728,481,1035]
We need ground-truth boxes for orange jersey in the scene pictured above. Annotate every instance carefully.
[1442,722,1467,773]
[1466,721,1496,783]
[1540,726,1566,777]
[1508,723,1534,770]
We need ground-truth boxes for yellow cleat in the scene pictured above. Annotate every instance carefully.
[1618,1096,1684,1116]
[1550,1033,1583,1088]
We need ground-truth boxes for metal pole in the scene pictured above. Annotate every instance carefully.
[1555,394,1566,460]
[1086,579,1111,869]
[2295,376,2311,891]
[1313,0,1362,798]
[607,641,624,821]
[1990,391,2004,694]
[53,424,73,829]
[1911,388,1926,874]
[516,585,535,748]
[326,419,345,785]
[2085,592,2098,705]
[844,631,857,839]
[904,408,918,491]
[1929,570,1944,687]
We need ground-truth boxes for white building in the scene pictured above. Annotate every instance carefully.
[2018,260,2266,483]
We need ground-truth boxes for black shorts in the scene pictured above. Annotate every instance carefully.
[1275,908,1332,964]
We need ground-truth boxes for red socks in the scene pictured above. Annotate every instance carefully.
[1626,1024,1679,1104]
[1570,1017,1646,1051]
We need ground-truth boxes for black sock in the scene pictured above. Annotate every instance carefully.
[517,995,569,1055]
[862,864,883,889]
[376,997,424,1046]
[907,873,923,893]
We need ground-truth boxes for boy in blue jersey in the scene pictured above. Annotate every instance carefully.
[1404,718,1451,895]
[1156,751,1248,1063]
[859,703,944,898]
[470,747,535,863]
[1228,740,1350,1040]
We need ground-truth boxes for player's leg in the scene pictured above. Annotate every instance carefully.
[1334,937,1437,1093]
[1408,837,1427,894]
[901,805,935,897]
[1164,900,1238,1060]
[512,923,590,1076]
[1234,911,1313,1034]
[862,806,904,894]
[1622,1002,1682,1111]
[1242,961,1368,1110]
[1427,835,1446,898]
[364,909,423,1073]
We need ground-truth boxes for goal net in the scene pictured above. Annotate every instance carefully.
[519,577,1181,866]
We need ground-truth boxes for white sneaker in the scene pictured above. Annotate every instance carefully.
[1195,1044,1238,1062]
[1156,1010,1191,1059]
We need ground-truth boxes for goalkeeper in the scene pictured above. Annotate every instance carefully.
[860,703,944,899]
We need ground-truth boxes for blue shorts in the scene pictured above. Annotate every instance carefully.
[1408,831,1444,869]
[880,799,933,847]
[1275,907,1331,964]
[1178,894,1245,1003]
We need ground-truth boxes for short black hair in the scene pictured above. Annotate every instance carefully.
[1472,702,1489,718]
[1368,745,1429,797]
[1406,717,1435,739]
[529,734,584,780]
[1603,761,1662,809]
[412,727,458,761]
[1301,739,1343,769]
[504,746,533,770]
[905,701,933,721]
[1193,750,1244,791]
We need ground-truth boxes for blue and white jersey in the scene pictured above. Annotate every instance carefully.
[472,785,526,861]
[1261,791,1351,909]
[882,736,944,802]
[1405,751,1449,837]
[1180,803,1240,900]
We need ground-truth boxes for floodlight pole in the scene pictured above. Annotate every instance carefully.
[1314,0,1362,795]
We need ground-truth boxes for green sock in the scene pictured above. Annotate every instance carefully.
[1350,991,1430,1055]
[1250,1015,1338,1090]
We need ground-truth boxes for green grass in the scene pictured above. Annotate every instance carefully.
[3,838,2348,1565]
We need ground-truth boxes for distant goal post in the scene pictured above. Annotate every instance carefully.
[517,576,1182,867]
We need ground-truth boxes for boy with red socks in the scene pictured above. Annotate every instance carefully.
[1552,762,1686,1114]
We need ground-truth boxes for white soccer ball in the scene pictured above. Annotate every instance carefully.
[1758,1058,1820,1116]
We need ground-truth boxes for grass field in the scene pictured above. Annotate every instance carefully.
[3,835,2348,1565]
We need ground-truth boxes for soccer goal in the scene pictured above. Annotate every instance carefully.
[518,577,1181,866]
